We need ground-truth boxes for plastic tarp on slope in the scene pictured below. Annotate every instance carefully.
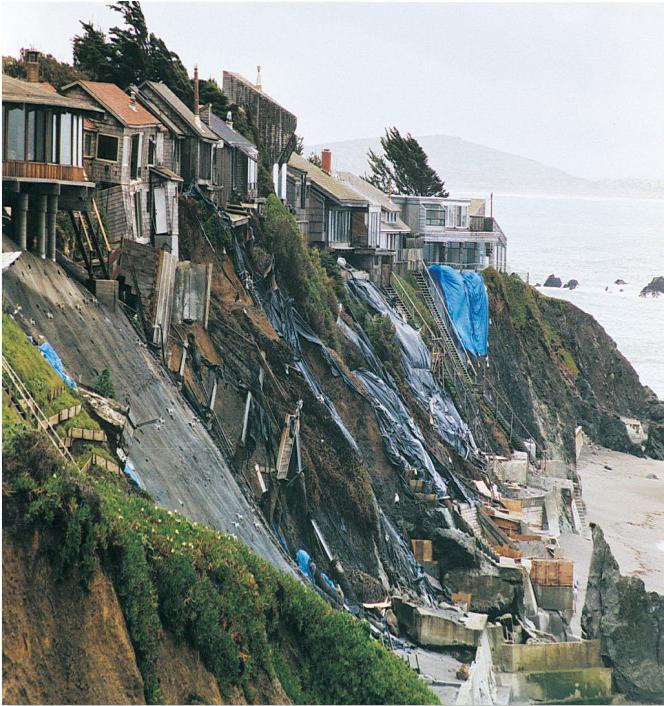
[428,265,489,357]
[347,278,477,459]
[257,286,360,453]
[337,316,473,503]
[37,341,77,389]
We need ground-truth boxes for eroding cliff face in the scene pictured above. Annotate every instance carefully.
[582,524,664,703]
[484,271,657,463]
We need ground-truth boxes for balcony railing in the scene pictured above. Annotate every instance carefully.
[3,160,87,183]
[470,215,494,232]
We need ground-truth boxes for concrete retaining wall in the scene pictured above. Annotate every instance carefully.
[494,638,602,673]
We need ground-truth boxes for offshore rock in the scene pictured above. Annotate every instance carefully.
[582,524,664,703]
[640,276,664,298]
[543,274,562,287]
[563,279,579,290]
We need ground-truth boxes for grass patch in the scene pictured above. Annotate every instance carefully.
[483,270,579,379]
[261,195,340,347]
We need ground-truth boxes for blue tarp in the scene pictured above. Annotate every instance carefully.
[296,549,337,592]
[37,341,77,389]
[428,265,489,357]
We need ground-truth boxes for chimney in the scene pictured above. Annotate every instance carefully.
[321,149,332,174]
[255,65,262,92]
[25,49,40,83]
[128,89,137,111]
[193,65,201,125]
[226,110,233,130]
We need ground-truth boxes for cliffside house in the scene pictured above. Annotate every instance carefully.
[136,74,219,197]
[392,195,507,271]
[222,67,297,196]
[2,72,103,262]
[60,80,182,255]
[199,104,258,208]
[337,171,414,280]
[288,151,411,282]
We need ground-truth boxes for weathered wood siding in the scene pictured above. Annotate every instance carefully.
[97,185,129,244]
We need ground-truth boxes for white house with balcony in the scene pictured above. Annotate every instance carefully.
[392,195,507,272]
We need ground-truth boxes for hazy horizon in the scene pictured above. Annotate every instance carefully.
[3,2,664,182]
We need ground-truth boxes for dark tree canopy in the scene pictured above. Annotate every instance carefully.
[73,1,192,105]
[366,127,449,197]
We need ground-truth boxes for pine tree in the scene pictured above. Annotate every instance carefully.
[366,127,449,197]
[73,1,192,105]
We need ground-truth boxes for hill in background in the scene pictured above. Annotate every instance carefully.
[306,134,664,199]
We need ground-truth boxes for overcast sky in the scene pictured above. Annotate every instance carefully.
[3,2,664,180]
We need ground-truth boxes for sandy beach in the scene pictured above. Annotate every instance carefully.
[560,443,664,634]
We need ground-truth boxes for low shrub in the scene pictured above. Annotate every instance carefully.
[3,430,438,705]
[261,195,339,345]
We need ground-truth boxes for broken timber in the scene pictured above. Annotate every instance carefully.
[276,401,302,480]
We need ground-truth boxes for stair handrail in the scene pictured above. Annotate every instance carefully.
[2,356,79,468]
[390,273,437,342]
[419,261,474,371]
[391,274,492,455]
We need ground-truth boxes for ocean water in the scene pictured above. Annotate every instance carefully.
[492,194,664,399]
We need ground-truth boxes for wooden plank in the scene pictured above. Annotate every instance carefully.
[411,539,433,563]
[92,198,111,251]
[276,414,297,480]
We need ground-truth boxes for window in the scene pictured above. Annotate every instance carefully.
[147,136,156,166]
[130,133,141,179]
[384,211,397,223]
[97,134,119,161]
[4,106,25,161]
[133,191,143,238]
[369,211,379,247]
[59,112,72,165]
[199,143,212,181]
[83,131,95,158]
[425,206,445,227]
[300,173,306,209]
[328,209,351,243]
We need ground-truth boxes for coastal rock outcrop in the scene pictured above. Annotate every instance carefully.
[563,279,579,290]
[582,524,664,703]
[543,274,562,287]
[483,271,656,463]
[640,276,664,298]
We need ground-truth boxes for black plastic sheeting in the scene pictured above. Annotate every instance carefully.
[377,509,447,601]
[255,284,360,454]
[337,318,473,504]
[347,278,477,460]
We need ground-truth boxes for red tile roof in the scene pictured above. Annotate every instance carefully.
[67,81,159,127]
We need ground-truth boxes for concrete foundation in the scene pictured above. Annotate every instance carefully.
[533,584,574,613]
[393,598,487,648]
[499,667,613,703]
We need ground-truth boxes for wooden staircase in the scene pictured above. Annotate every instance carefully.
[2,356,79,468]
[410,269,475,386]
[392,264,545,462]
